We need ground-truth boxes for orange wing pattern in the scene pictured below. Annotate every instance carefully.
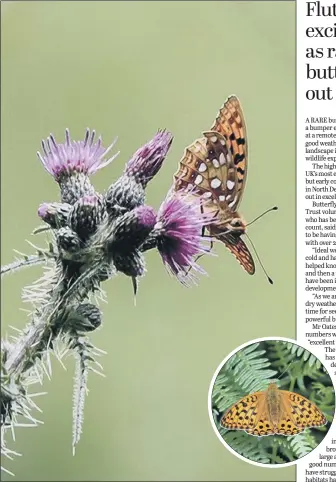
[280,391,327,431]
[173,96,254,275]
[174,131,243,214]
[210,229,255,275]
[210,95,248,209]
[221,384,327,437]
[221,391,267,434]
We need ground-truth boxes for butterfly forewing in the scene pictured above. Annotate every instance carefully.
[279,390,327,431]
[211,95,248,209]
[221,391,266,434]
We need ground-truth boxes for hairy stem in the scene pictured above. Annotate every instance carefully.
[1,254,47,277]
[4,263,94,377]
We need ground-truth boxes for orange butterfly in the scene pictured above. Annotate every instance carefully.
[221,383,327,437]
[174,96,275,278]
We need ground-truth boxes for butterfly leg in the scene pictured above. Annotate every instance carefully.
[185,205,214,276]
[198,203,214,256]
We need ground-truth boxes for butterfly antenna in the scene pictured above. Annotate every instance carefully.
[277,360,296,381]
[246,206,278,227]
[245,233,273,284]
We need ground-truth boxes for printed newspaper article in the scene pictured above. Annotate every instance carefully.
[298,1,336,481]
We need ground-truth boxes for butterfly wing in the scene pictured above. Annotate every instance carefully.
[275,390,327,435]
[174,97,248,215]
[173,97,254,274]
[209,228,255,275]
[174,133,232,206]
[210,95,248,211]
[221,391,274,436]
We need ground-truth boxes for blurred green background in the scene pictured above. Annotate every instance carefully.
[1,1,295,481]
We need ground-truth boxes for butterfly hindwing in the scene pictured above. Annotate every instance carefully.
[174,137,209,193]
[174,133,233,207]
[201,131,241,211]
[209,230,255,275]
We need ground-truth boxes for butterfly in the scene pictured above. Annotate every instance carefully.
[174,96,259,276]
[220,383,327,437]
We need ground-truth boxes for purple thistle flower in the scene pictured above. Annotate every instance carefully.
[37,128,119,180]
[154,192,215,284]
[125,130,173,187]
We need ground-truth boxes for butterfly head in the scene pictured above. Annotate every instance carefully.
[267,382,279,391]
[208,214,246,238]
[227,216,246,235]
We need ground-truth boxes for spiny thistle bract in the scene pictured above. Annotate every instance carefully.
[1,128,214,474]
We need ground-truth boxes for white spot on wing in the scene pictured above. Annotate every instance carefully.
[195,174,203,185]
[211,178,221,189]
[203,191,212,199]
[210,135,217,143]
[227,180,235,190]
[229,195,238,207]
[212,159,220,168]
[220,139,225,146]
[199,162,207,172]
[219,195,225,202]
[219,153,226,165]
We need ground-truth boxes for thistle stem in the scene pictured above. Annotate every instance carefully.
[1,254,46,277]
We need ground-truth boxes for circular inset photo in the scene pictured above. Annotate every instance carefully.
[208,338,335,466]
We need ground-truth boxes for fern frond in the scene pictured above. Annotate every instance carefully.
[288,431,318,459]
[272,439,295,463]
[267,341,296,372]
[286,342,321,370]
[213,343,278,415]
[223,431,271,464]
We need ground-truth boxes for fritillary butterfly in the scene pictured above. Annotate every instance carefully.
[174,96,257,275]
[221,383,327,436]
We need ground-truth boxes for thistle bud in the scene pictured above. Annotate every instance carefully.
[106,205,156,254]
[38,202,71,228]
[69,194,106,240]
[56,227,82,255]
[113,250,145,279]
[105,175,145,217]
[125,130,173,188]
[66,303,102,333]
